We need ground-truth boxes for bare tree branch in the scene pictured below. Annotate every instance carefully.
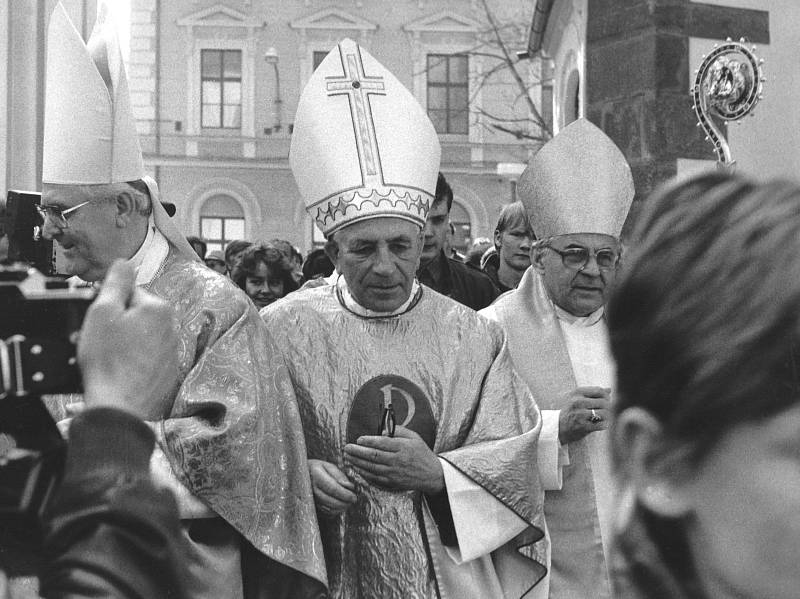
[475,110,539,125]
[413,0,553,144]
[479,0,552,139]
[489,123,549,143]
[476,106,546,130]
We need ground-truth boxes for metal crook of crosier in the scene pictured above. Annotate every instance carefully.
[690,38,765,169]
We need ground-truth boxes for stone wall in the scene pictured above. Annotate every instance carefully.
[584,0,769,230]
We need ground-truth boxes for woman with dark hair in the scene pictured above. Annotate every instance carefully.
[607,172,800,599]
[231,242,298,309]
[223,239,252,275]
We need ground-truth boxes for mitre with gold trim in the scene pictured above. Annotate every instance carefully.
[290,38,441,236]
[518,118,634,239]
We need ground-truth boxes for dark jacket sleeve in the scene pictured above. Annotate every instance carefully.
[39,407,188,599]
[449,258,500,311]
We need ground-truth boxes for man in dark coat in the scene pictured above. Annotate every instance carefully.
[416,173,499,310]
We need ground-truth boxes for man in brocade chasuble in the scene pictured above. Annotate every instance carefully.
[482,118,636,599]
[261,39,549,599]
[38,5,327,598]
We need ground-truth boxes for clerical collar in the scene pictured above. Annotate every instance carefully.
[336,274,422,318]
[129,219,169,286]
[554,303,605,327]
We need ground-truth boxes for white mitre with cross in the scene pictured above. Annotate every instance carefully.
[290,38,441,236]
[518,118,635,239]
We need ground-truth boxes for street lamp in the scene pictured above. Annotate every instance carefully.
[264,47,282,133]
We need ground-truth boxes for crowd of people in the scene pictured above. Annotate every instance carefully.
[178,185,533,315]
[1,6,798,599]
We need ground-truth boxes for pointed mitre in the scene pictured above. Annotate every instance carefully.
[43,2,144,184]
[43,3,198,261]
[290,39,441,236]
[518,118,634,239]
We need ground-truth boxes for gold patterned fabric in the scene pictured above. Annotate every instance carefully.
[262,283,547,599]
[140,246,327,593]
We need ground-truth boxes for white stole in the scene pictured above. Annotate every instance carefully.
[555,305,616,564]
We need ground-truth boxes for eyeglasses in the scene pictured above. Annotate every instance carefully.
[35,199,105,229]
[546,246,620,271]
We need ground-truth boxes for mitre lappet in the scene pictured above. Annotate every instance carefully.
[43,1,196,259]
[518,118,635,238]
[290,38,441,236]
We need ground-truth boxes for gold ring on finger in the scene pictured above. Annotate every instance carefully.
[590,409,602,424]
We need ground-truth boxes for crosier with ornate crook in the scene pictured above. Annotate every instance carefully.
[690,37,765,168]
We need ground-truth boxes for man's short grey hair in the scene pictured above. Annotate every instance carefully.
[125,179,153,216]
[74,181,152,217]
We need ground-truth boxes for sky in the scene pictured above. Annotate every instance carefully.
[102,0,131,61]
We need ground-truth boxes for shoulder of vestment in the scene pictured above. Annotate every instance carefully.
[150,255,253,322]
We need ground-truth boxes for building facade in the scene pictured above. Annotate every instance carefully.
[526,0,799,231]
[128,0,546,254]
[1,0,97,230]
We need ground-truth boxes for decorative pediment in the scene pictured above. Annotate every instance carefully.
[177,4,261,29]
[290,8,377,32]
[403,10,482,33]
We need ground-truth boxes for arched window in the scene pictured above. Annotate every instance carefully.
[199,194,245,253]
[311,220,327,249]
[449,201,472,254]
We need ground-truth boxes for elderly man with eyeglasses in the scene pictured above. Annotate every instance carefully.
[480,119,635,599]
[36,5,326,599]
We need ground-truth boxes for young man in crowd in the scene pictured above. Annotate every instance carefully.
[416,173,499,310]
[482,201,535,292]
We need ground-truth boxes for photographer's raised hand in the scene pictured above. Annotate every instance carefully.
[78,260,179,420]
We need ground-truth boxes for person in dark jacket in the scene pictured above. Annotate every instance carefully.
[482,201,535,293]
[416,173,499,310]
[0,261,189,599]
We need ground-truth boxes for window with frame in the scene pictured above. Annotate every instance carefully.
[449,201,472,254]
[427,54,469,135]
[201,217,246,253]
[199,194,246,253]
[201,49,242,129]
[313,51,327,72]
[311,220,327,249]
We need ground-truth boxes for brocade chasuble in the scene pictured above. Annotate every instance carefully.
[262,280,548,599]
[47,234,327,598]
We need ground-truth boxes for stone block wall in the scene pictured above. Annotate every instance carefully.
[584,0,769,229]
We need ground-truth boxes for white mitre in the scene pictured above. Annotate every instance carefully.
[42,2,197,261]
[518,118,634,238]
[290,38,441,236]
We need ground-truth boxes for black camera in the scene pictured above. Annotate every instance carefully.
[4,191,55,275]
[0,264,94,574]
